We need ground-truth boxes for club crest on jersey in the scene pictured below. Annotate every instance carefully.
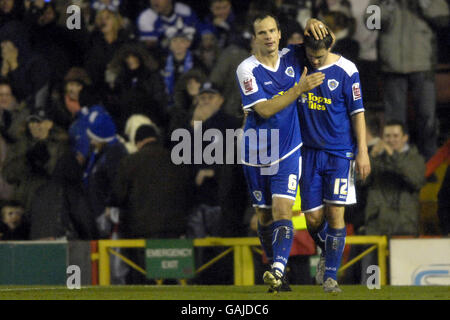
[285,66,295,78]
[352,83,362,101]
[328,79,339,91]
[253,190,262,202]
[244,78,254,93]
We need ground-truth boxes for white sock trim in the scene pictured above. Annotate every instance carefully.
[272,262,285,275]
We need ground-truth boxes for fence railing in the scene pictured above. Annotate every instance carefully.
[95,236,388,286]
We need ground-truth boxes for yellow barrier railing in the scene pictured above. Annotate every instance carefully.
[339,236,388,285]
[96,236,388,286]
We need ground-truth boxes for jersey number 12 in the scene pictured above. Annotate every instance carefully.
[334,178,348,195]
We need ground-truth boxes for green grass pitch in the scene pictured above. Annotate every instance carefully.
[0,285,448,300]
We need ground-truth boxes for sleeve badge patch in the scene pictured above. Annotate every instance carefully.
[244,78,254,93]
[352,83,361,101]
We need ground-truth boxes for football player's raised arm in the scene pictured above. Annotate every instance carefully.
[254,67,325,119]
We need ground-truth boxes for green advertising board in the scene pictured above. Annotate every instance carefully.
[0,241,67,285]
[145,239,195,279]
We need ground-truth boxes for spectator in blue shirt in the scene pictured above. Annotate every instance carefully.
[137,0,199,51]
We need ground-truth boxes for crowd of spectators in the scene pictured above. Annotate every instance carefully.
[0,0,448,284]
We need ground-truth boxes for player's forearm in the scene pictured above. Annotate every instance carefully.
[253,86,300,119]
[352,112,368,153]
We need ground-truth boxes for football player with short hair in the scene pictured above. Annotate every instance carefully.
[236,14,327,292]
[297,30,371,293]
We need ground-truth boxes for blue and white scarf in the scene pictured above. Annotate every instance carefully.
[163,50,194,98]
[82,138,118,187]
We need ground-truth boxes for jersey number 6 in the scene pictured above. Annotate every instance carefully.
[288,174,298,191]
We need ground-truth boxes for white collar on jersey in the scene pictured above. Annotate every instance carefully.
[253,47,290,72]
[316,55,343,71]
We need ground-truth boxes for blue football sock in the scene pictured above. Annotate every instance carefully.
[271,219,294,276]
[257,222,274,264]
[324,226,347,281]
[308,220,328,254]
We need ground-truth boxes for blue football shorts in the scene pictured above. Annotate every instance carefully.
[300,147,356,212]
[243,149,301,208]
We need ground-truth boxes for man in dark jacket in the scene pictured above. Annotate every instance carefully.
[361,119,426,284]
[184,82,246,284]
[364,120,426,236]
[187,81,242,209]
[28,151,97,240]
[110,124,192,238]
[2,108,70,211]
[109,113,193,286]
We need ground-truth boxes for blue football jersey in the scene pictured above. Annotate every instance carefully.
[137,2,198,43]
[236,45,304,166]
[297,56,364,159]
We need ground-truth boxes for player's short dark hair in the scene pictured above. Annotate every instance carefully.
[304,31,333,50]
[384,119,408,135]
[251,12,281,35]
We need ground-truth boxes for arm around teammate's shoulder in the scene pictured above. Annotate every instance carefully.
[253,88,300,119]
[253,67,325,119]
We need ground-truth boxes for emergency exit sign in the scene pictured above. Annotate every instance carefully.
[145,239,195,279]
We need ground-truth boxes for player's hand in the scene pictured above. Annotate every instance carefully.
[304,19,329,40]
[356,149,371,181]
[295,67,325,95]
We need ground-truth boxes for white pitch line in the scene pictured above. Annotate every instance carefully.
[0,287,65,292]
[0,285,177,292]
[0,287,93,292]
